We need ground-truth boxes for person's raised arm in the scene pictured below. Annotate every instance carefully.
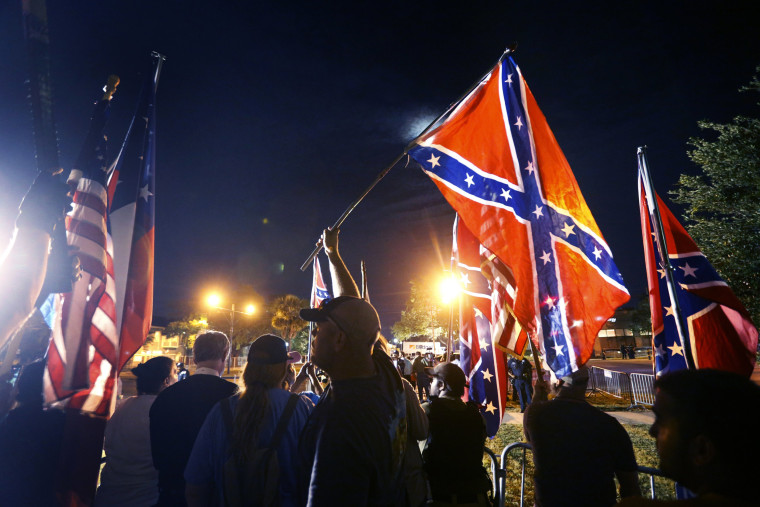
[321,228,360,298]
[0,171,71,349]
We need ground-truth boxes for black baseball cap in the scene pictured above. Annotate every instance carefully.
[248,334,291,364]
[425,362,467,391]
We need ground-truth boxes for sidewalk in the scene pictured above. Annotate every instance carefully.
[501,410,654,426]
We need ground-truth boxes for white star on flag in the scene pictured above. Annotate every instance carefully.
[540,250,552,265]
[545,296,555,309]
[525,160,535,175]
[480,340,489,351]
[592,246,602,260]
[655,344,666,357]
[500,188,511,201]
[664,305,675,317]
[464,173,475,187]
[657,268,666,279]
[139,184,153,201]
[668,342,684,357]
[473,307,484,319]
[427,154,441,168]
[485,401,496,414]
[505,73,513,85]
[553,343,565,356]
[514,116,523,130]
[460,272,471,287]
[680,262,698,278]
[561,223,576,237]
[482,369,493,382]
[532,205,544,218]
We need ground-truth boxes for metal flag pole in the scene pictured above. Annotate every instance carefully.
[300,44,518,271]
[637,146,695,370]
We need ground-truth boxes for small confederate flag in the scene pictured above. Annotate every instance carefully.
[311,256,331,308]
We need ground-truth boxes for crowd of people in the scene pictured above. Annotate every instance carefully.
[1,173,759,506]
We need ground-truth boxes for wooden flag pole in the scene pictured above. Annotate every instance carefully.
[300,44,518,271]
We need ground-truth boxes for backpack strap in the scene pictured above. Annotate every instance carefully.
[268,394,299,449]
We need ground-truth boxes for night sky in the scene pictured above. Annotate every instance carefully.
[1,1,759,334]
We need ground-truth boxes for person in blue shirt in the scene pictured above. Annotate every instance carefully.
[184,334,313,507]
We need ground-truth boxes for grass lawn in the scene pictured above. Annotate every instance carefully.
[485,395,676,506]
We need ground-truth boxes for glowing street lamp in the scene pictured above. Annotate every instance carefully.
[439,273,462,362]
[206,293,255,373]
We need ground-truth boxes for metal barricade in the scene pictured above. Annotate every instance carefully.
[630,372,656,408]
[589,366,634,406]
[483,447,501,504]
[498,442,533,507]
[637,465,675,499]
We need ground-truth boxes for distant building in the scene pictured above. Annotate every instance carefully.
[594,308,651,358]
[127,326,184,367]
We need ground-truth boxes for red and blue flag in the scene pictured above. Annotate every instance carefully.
[454,216,513,437]
[409,56,629,377]
[311,256,331,308]
[639,170,757,377]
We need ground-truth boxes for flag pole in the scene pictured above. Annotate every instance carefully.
[300,44,518,271]
[637,146,695,370]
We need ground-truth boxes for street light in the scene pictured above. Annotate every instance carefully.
[206,293,255,374]
[439,273,461,362]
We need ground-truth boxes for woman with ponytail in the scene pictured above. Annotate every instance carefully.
[185,334,313,507]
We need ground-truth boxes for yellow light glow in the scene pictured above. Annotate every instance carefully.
[207,293,221,307]
[439,275,461,304]
[245,304,255,315]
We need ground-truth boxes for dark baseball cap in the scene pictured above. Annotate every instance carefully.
[248,334,293,365]
[425,362,467,391]
[561,365,590,386]
[299,296,381,341]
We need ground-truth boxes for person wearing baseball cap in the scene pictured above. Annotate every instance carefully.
[185,335,313,506]
[421,361,492,505]
[297,228,407,506]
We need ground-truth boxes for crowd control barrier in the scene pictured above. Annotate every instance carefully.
[589,366,634,406]
[487,442,674,506]
[629,372,656,408]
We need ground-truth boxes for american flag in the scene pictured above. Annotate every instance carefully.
[454,216,514,437]
[42,96,118,414]
[311,256,332,308]
[43,58,162,415]
[409,55,629,377]
[638,157,758,377]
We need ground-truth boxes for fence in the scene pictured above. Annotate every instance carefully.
[486,443,673,505]
[630,372,656,407]
[589,366,633,404]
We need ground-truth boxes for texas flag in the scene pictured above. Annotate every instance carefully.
[409,55,628,377]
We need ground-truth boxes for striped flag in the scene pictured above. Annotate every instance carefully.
[409,56,629,377]
[454,216,512,437]
[42,96,118,414]
[43,57,162,415]
[638,160,758,377]
[311,256,331,308]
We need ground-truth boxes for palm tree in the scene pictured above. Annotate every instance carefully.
[270,294,309,343]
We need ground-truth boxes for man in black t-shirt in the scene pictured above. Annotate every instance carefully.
[524,366,640,507]
[149,331,238,506]
[422,362,492,506]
